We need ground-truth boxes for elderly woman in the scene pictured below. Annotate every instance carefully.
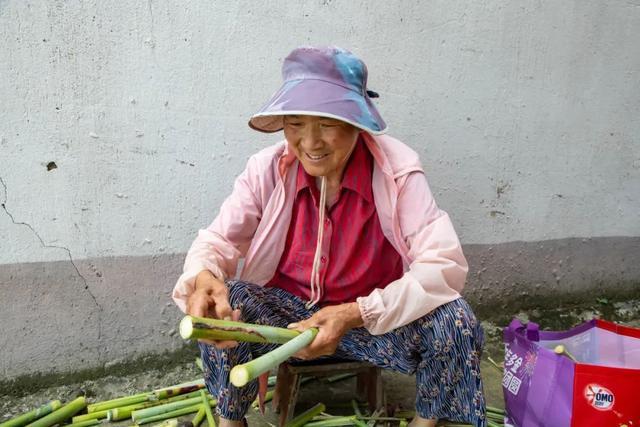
[173,46,486,427]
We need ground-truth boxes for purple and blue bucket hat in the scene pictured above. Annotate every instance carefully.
[249,46,387,135]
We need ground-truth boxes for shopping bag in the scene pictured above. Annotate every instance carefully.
[502,318,640,427]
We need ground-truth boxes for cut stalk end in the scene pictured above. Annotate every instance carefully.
[180,316,195,340]
[229,367,250,387]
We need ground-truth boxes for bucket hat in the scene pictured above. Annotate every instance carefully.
[249,46,387,135]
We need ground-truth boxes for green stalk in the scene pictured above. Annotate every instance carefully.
[195,357,204,372]
[487,421,501,427]
[155,383,205,400]
[487,356,503,372]
[155,379,205,392]
[0,401,62,427]
[285,403,326,427]
[267,375,277,387]
[108,390,203,421]
[305,416,357,427]
[366,409,383,427]
[352,419,367,427]
[251,390,274,409]
[191,407,206,427]
[132,397,201,422]
[87,392,152,413]
[356,417,406,422]
[350,400,362,418]
[135,404,202,425]
[180,316,301,344]
[200,390,215,427]
[230,328,318,387]
[25,397,86,427]
[71,409,108,423]
[487,406,505,416]
[132,398,215,423]
[486,411,504,420]
[66,420,100,427]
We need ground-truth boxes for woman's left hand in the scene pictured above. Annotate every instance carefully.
[287,302,364,360]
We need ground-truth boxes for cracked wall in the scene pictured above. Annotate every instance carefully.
[1,1,639,381]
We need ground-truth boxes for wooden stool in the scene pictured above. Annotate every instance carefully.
[272,360,385,426]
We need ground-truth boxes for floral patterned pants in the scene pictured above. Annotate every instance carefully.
[199,280,486,426]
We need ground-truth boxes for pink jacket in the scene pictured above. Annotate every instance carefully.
[173,133,467,335]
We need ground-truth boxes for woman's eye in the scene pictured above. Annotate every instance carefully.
[287,122,303,127]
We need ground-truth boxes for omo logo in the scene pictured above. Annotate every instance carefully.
[584,384,615,411]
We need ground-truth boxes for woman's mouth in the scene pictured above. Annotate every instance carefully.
[305,152,329,162]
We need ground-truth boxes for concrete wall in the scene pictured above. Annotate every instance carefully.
[1,1,638,380]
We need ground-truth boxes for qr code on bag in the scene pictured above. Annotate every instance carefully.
[502,370,523,395]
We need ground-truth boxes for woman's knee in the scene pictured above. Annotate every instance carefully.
[225,280,259,308]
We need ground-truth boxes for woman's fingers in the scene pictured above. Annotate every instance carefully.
[212,294,234,320]
[187,292,212,318]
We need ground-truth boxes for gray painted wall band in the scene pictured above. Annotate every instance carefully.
[1,237,638,380]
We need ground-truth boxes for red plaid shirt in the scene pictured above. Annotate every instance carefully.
[266,139,404,306]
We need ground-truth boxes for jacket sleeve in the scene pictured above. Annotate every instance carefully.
[356,171,467,335]
[172,155,264,313]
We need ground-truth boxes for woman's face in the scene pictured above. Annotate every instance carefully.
[284,115,360,183]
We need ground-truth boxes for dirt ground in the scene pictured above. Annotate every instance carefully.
[1,298,639,425]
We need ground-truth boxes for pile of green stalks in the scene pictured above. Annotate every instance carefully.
[0,376,216,427]
[280,402,506,427]
[0,366,506,427]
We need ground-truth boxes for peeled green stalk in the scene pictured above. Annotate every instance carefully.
[180,316,300,344]
[87,392,151,413]
[132,397,214,422]
[25,397,86,427]
[108,390,203,421]
[135,403,203,425]
[67,420,100,427]
[200,390,216,427]
[71,409,109,423]
[155,384,204,400]
[230,328,318,387]
[0,400,62,427]
[305,416,357,427]
[191,407,206,427]
[285,403,325,427]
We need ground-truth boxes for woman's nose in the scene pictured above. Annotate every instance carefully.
[301,125,322,147]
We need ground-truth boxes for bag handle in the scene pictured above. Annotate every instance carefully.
[526,321,540,341]
[504,318,524,341]
[504,318,540,342]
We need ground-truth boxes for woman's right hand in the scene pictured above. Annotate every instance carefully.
[186,270,241,348]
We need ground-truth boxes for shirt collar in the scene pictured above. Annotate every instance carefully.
[296,135,373,204]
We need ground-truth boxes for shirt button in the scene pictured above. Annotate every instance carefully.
[320,256,327,263]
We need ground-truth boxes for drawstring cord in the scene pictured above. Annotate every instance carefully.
[306,176,327,309]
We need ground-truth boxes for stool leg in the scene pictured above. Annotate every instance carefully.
[356,372,367,402]
[273,362,291,413]
[279,374,301,427]
[367,368,385,414]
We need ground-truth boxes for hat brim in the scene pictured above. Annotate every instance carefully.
[249,79,387,135]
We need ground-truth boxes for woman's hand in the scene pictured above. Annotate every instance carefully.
[287,302,364,360]
[186,270,241,349]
